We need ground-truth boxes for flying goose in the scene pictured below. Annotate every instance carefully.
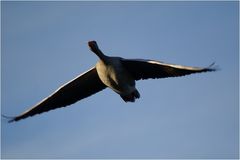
[5,41,216,122]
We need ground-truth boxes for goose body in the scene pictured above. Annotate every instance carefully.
[96,57,139,102]
[5,41,216,122]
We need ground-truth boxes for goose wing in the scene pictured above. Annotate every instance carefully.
[121,59,216,80]
[9,67,106,122]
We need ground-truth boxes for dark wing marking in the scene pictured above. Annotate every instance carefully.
[121,59,217,80]
[9,67,106,122]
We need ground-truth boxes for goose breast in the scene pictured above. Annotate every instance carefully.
[96,57,136,95]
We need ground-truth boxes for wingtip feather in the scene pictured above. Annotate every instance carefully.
[1,114,16,123]
[206,62,219,72]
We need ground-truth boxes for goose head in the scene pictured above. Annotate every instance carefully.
[88,41,108,61]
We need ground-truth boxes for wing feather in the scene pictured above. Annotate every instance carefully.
[9,67,106,122]
[121,59,216,80]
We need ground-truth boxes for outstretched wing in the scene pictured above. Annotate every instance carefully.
[121,59,216,80]
[9,67,106,122]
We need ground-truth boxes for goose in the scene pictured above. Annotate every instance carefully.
[4,41,216,122]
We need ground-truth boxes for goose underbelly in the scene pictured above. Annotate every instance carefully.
[96,60,137,96]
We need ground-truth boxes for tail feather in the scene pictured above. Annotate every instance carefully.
[120,90,140,103]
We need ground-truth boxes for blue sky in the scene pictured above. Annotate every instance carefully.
[1,1,239,159]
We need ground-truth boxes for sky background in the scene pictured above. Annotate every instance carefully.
[1,1,239,159]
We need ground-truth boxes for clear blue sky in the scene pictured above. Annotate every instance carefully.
[1,1,238,159]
